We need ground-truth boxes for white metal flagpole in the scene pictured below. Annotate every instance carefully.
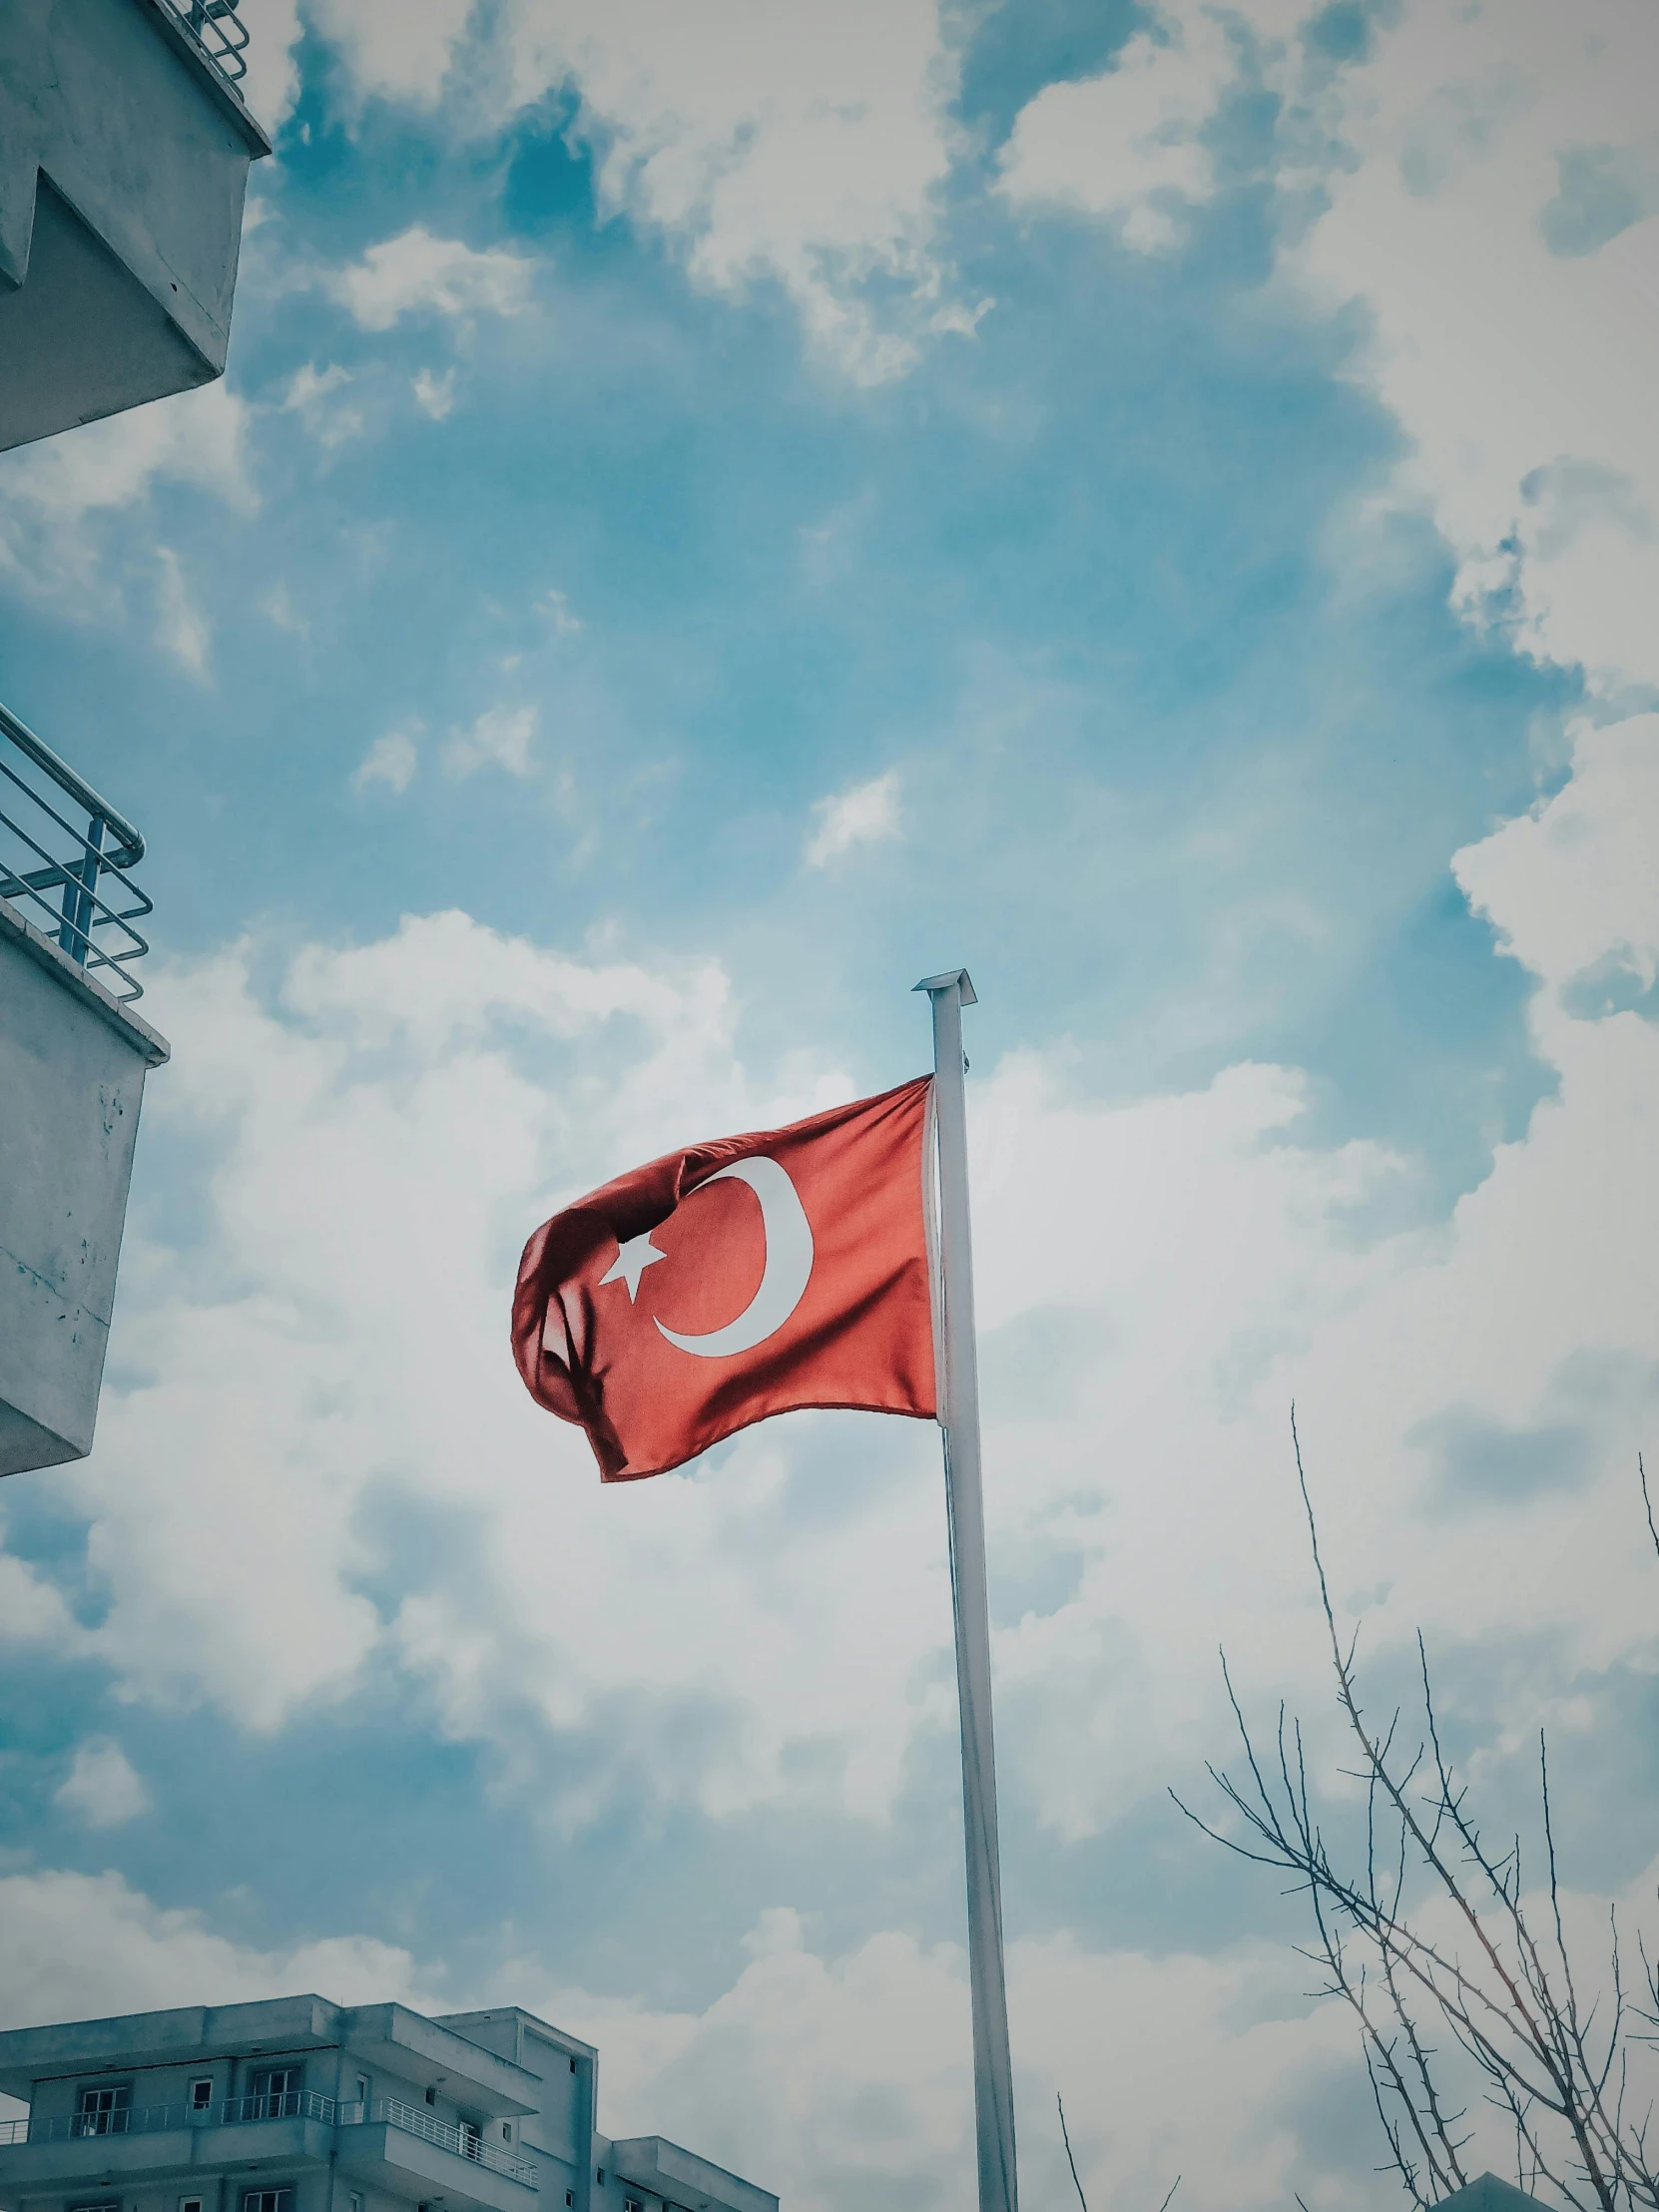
[915,967,1019,2212]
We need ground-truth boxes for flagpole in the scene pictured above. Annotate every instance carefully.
[915,968,1019,2212]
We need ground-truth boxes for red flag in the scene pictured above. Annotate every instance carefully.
[512,1075,938,1480]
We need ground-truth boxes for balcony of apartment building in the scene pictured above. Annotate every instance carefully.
[335,2094,540,2212]
[0,0,271,452]
[0,2090,539,2212]
[0,699,167,1475]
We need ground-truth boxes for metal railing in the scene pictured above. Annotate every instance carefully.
[156,0,251,87]
[0,2091,337,2146]
[339,2099,538,2186]
[0,699,152,1003]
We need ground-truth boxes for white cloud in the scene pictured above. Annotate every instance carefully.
[303,0,475,111]
[0,1870,430,2030]
[282,361,366,449]
[443,703,538,779]
[997,0,1310,248]
[353,729,420,796]
[999,17,1246,250]
[537,587,582,636]
[1288,0,1659,695]
[998,0,1659,696]
[52,1740,152,1829]
[804,770,901,866]
[43,710,1659,1837]
[1456,713,1659,1007]
[154,546,211,679]
[0,1537,91,1656]
[411,366,457,419]
[263,583,307,635]
[0,382,256,603]
[306,1,965,382]
[239,0,303,130]
[327,227,536,331]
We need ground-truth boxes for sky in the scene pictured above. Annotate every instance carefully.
[3,0,1659,2206]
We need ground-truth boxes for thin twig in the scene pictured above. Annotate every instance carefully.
[1058,2094,1088,2212]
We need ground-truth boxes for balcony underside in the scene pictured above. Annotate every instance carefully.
[0,0,269,452]
[0,176,216,452]
[337,2124,539,2212]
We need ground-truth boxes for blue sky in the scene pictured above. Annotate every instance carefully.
[3,2,1659,2207]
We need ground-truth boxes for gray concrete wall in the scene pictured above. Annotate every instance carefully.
[0,899,167,1475]
[0,0,270,450]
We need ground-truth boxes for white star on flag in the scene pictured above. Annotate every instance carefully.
[599,1231,668,1302]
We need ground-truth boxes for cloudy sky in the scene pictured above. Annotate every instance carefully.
[4,0,1659,2205]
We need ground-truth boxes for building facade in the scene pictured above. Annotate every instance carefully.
[0,1999,776,2212]
[1,0,269,1474]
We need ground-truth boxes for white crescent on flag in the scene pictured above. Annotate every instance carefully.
[654,1157,816,1359]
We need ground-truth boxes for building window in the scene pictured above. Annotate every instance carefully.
[423,2087,436,2107]
[354,2076,370,2114]
[348,2194,362,2212]
[624,2197,645,2211]
[69,2201,119,2212]
[565,2196,574,2208]
[251,2069,301,2119]
[181,2195,206,2212]
[459,2121,481,2162]
[596,2173,605,2187]
[74,2087,132,2137]
[242,2191,293,2212]
[190,2079,214,2114]
[501,2125,512,2143]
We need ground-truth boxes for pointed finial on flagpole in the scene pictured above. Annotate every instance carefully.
[913,969,977,1004]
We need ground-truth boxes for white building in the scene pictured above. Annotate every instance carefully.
[0,1998,775,2212]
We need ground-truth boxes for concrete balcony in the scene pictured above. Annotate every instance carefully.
[0,2096,336,2194]
[0,2093,538,2212]
[336,2102,539,2212]
[0,701,166,1477]
[0,0,271,452]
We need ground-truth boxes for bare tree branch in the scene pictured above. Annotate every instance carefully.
[1183,1431,1659,2211]
[1058,2094,1089,2212]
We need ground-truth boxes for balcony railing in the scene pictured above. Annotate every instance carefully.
[156,0,252,88]
[341,2099,538,2187]
[0,2091,338,2146]
[0,699,152,1004]
[0,2094,536,2188]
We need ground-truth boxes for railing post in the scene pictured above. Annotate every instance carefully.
[58,813,105,965]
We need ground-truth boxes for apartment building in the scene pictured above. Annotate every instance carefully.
[0,1998,775,2212]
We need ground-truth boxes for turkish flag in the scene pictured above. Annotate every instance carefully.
[512,1075,939,1480]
